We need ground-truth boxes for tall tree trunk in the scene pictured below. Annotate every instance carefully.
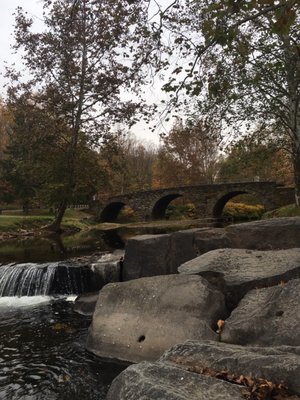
[281,32,300,206]
[46,199,68,233]
[293,149,300,207]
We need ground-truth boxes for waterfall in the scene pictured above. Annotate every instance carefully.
[0,262,94,297]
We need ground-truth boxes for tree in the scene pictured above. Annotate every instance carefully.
[99,132,157,195]
[0,101,12,159]
[3,91,108,214]
[144,0,300,205]
[0,101,16,206]
[156,118,221,187]
[7,0,145,231]
[218,136,294,185]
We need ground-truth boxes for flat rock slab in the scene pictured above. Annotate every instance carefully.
[107,361,245,400]
[178,248,300,308]
[226,217,300,250]
[222,278,300,346]
[160,340,300,395]
[86,275,227,363]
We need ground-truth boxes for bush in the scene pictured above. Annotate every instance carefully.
[223,202,265,220]
[165,203,197,220]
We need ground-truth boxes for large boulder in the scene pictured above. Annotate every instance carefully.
[193,227,232,254]
[221,278,300,346]
[227,217,300,250]
[167,229,199,270]
[161,340,300,395]
[122,218,300,281]
[178,248,300,308]
[107,361,245,400]
[122,234,171,281]
[122,231,198,281]
[86,275,227,363]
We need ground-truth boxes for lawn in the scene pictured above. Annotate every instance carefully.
[0,208,94,233]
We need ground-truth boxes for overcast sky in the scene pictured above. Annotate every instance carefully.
[0,0,166,144]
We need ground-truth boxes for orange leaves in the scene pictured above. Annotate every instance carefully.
[216,319,225,340]
[184,365,299,400]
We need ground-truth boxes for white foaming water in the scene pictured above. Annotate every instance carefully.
[0,296,53,308]
[65,295,78,302]
[0,294,78,308]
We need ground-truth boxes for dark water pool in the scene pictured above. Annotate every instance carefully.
[0,297,126,400]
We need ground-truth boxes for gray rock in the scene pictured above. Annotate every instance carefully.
[194,228,232,254]
[167,229,199,272]
[221,278,300,346]
[122,218,300,282]
[178,248,300,308]
[74,292,99,315]
[86,275,227,363]
[227,216,300,250]
[122,228,226,281]
[123,234,170,281]
[90,252,122,287]
[107,361,245,400]
[160,340,300,395]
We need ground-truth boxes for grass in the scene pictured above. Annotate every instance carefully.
[263,204,300,219]
[0,208,94,233]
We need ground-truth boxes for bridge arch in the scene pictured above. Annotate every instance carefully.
[151,193,183,220]
[212,190,272,218]
[99,201,126,222]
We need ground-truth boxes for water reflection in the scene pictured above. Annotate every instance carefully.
[0,219,228,264]
[0,234,109,264]
[0,299,127,400]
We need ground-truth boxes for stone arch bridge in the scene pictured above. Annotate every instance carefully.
[98,181,294,222]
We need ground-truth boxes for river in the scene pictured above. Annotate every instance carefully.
[0,228,130,400]
[0,296,127,400]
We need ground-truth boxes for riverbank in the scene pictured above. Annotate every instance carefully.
[1,202,300,237]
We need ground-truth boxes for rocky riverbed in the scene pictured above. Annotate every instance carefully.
[75,217,300,399]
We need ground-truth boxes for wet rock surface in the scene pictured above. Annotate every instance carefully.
[178,248,300,308]
[87,275,227,363]
[107,361,245,400]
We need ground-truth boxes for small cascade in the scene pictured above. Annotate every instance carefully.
[0,262,95,297]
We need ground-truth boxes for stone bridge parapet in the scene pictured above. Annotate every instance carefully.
[98,181,295,222]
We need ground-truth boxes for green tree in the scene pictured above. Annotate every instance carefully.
[145,0,300,205]
[7,0,145,231]
[99,132,157,195]
[4,92,107,214]
[0,102,15,205]
[218,136,294,185]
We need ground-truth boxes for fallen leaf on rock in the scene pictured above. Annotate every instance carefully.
[183,365,298,400]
